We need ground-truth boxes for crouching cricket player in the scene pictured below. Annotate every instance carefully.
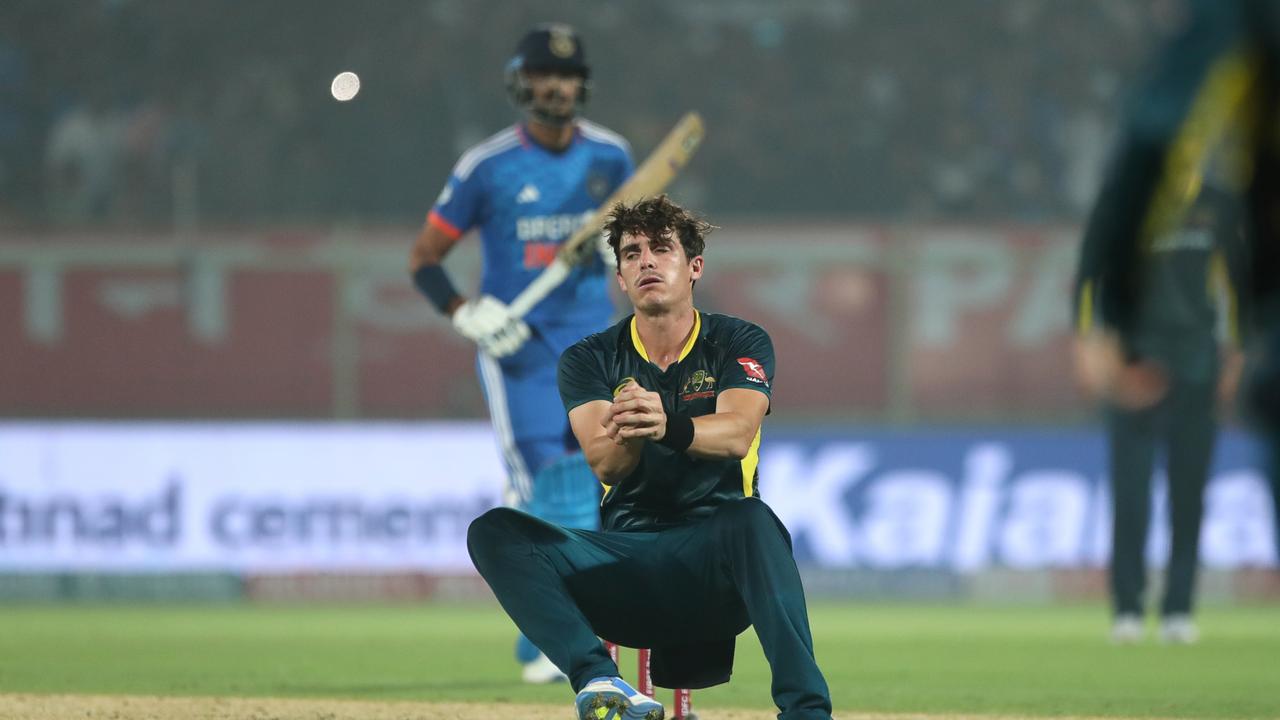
[468,195,833,720]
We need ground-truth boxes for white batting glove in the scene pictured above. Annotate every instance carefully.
[451,295,531,358]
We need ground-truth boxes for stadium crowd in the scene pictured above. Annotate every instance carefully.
[0,0,1173,229]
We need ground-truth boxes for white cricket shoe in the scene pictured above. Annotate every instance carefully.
[1159,614,1200,645]
[1110,613,1144,644]
[521,652,569,684]
[575,676,664,720]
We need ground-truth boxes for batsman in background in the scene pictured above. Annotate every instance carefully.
[468,196,834,720]
[409,23,633,683]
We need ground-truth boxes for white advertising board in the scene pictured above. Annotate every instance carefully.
[0,423,504,571]
[0,424,1274,572]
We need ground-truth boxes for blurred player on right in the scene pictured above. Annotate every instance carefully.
[1074,181,1246,644]
[1075,0,1280,594]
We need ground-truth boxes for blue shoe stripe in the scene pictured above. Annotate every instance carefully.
[576,676,664,720]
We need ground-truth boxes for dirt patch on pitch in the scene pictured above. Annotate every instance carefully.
[0,694,1153,719]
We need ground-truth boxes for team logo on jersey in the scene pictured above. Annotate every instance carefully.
[549,26,577,58]
[681,370,716,401]
[613,377,637,397]
[737,357,768,385]
[586,169,611,202]
[516,184,541,204]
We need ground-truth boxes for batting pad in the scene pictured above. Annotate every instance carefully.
[523,452,602,530]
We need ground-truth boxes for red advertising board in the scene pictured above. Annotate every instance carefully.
[0,225,1086,420]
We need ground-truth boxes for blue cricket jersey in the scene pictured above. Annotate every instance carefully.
[428,121,633,331]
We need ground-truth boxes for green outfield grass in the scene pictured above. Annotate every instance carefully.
[0,602,1277,718]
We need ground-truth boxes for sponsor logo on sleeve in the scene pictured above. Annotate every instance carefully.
[737,357,768,386]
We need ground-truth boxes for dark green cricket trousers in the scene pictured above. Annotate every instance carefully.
[467,496,833,720]
[1107,380,1217,617]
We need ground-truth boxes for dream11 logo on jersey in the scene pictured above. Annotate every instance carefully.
[737,357,768,387]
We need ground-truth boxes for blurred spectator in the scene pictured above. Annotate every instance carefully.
[0,25,32,222]
[3,0,1165,228]
[43,90,122,224]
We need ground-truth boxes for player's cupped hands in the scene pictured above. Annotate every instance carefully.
[1072,333,1167,409]
[603,380,668,444]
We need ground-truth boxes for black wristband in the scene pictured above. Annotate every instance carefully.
[412,265,461,314]
[657,413,694,452]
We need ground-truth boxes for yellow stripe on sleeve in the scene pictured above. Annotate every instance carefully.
[1077,279,1095,335]
[740,429,762,497]
[1140,51,1257,250]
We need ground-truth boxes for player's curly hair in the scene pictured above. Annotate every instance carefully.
[603,194,715,269]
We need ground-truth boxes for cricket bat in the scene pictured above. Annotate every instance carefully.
[508,111,705,319]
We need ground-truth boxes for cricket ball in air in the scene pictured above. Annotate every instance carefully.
[331,71,360,101]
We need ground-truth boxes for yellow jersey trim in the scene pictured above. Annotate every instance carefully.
[630,309,701,364]
[741,428,761,497]
[1077,279,1095,335]
[1141,51,1256,250]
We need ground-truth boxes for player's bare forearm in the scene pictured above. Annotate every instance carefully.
[687,388,767,460]
[686,411,759,460]
[611,385,767,460]
[410,220,461,269]
[583,434,644,484]
[1218,347,1246,412]
[569,400,642,484]
[411,220,467,315]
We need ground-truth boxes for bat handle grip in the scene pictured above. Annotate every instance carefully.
[508,257,572,319]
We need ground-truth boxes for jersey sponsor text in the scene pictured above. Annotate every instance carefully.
[516,212,593,243]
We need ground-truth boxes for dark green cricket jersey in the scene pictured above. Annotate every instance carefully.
[1080,0,1280,336]
[557,310,774,531]
[1076,186,1243,379]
